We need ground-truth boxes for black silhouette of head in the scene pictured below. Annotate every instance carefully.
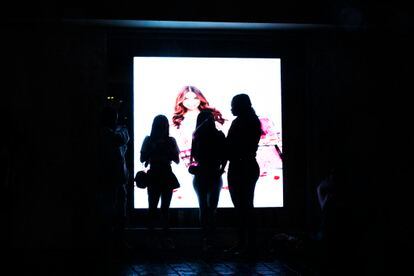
[231,93,252,116]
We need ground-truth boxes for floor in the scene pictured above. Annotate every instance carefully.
[120,229,303,275]
[12,228,322,275]
[117,258,301,275]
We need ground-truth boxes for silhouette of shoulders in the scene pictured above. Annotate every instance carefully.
[227,112,261,160]
[140,135,179,164]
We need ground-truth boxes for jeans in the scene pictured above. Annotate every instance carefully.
[193,171,223,238]
[228,158,260,248]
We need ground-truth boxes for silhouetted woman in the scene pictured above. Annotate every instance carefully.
[190,110,226,251]
[226,94,262,255]
[140,115,180,246]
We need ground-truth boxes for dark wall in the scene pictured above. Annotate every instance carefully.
[305,28,413,273]
[2,20,412,267]
[3,23,108,251]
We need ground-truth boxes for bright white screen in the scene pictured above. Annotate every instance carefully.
[133,57,283,208]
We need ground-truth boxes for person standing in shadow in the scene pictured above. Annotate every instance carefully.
[99,105,130,255]
[225,94,262,256]
[317,164,351,276]
[140,115,180,249]
[190,110,227,252]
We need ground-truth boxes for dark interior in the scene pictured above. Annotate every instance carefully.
[2,1,412,274]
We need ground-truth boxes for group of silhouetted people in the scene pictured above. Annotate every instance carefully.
[99,93,262,256]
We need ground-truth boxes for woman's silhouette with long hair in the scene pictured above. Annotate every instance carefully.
[140,115,180,248]
[190,110,227,251]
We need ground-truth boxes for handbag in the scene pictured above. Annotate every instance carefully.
[188,161,200,175]
[134,170,149,189]
[169,171,180,190]
[188,164,200,175]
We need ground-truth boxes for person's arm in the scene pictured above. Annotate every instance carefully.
[218,131,227,173]
[106,125,129,146]
[169,137,180,164]
[140,136,151,166]
[225,120,239,160]
[117,126,130,145]
[190,136,199,164]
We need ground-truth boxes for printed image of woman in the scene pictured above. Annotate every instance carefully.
[171,85,226,168]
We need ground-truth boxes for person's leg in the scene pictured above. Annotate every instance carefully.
[242,161,260,252]
[194,176,209,235]
[98,189,116,255]
[207,176,223,236]
[113,185,127,249]
[160,188,174,248]
[227,162,245,251]
[160,189,173,232]
[228,160,259,253]
[147,187,161,231]
[228,163,241,209]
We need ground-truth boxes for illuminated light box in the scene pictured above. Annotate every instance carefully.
[133,57,283,208]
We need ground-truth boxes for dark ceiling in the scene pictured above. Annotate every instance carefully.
[4,0,412,29]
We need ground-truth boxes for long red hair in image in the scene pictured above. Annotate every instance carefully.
[172,85,225,128]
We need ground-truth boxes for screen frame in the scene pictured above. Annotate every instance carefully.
[107,27,307,228]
